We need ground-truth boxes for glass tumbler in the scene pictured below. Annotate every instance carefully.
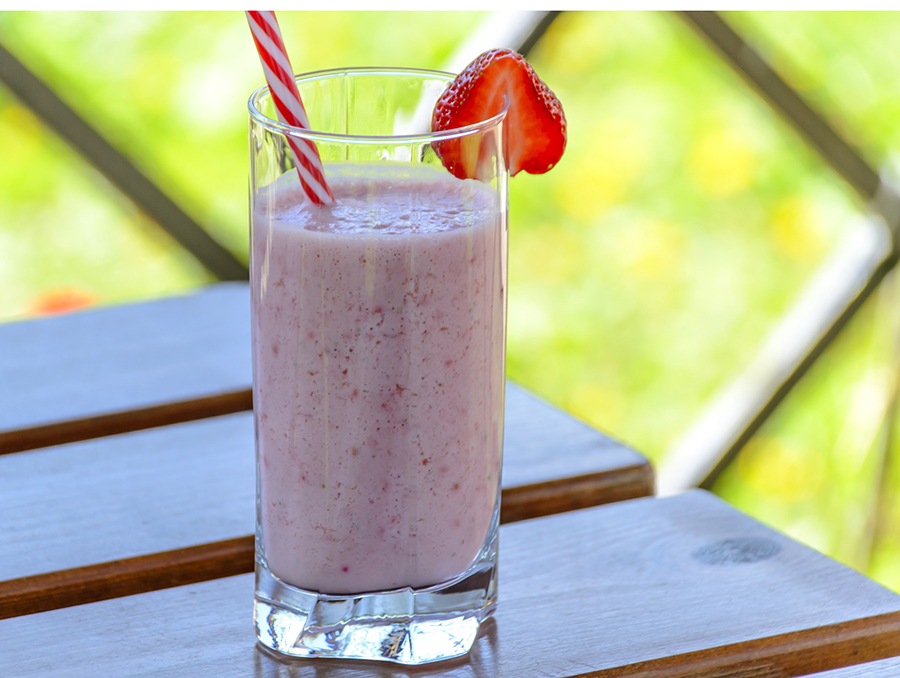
[248,68,508,665]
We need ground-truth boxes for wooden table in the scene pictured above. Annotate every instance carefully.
[5,491,900,677]
[0,284,653,620]
[4,285,900,676]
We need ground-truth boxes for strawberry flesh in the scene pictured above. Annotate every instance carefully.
[431,48,567,179]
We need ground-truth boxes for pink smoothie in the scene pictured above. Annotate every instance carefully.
[251,165,506,594]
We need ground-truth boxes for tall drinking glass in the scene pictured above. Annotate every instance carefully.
[249,68,508,665]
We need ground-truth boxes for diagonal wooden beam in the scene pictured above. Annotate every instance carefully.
[0,41,248,282]
[679,11,881,206]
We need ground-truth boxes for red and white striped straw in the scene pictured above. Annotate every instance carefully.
[246,11,333,205]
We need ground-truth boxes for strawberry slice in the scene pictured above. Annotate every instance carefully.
[431,48,567,179]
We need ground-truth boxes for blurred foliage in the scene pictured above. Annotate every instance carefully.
[730,11,900,161]
[2,11,900,587]
[512,11,857,456]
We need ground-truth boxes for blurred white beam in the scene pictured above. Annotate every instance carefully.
[442,11,558,73]
[658,214,894,496]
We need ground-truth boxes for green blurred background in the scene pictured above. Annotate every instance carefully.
[2,11,900,588]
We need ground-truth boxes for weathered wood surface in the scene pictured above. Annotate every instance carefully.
[0,282,649,486]
[0,283,252,455]
[0,385,651,619]
[801,657,900,676]
[0,281,650,500]
[4,491,900,677]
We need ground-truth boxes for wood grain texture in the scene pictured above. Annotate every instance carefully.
[0,281,651,482]
[0,283,253,454]
[0,388,650,618]
[801,657,900,676]
[0,538,253,624]
[2,491,899,677]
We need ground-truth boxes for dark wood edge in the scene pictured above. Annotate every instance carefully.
[0,390,253,456]
[501,462,655,523]
[594,610,900,678]
[0,537,254,621]
[0,467,654,620]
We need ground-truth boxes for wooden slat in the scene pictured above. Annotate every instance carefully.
[501,385,653,518]
[802,658,900,676]
[0,283,252,455]
[0,282,655,518]
[3,492,900,677]
[0,385,652,619]
[0,538,253,624]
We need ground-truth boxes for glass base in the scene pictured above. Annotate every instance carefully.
[254,543,497,665]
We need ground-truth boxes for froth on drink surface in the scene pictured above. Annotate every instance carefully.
[259,163,499,235]
[252,164,506,594]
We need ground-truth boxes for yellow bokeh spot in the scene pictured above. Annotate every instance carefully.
[610,217,685,281]
[513,225,585,285]
[134,53,179,113]
[553,119,648,221]
[688,127,758,197]
[737,435,821,500]
[769,196,824,262]
[538,13,609,74]
[567,381,625,433]
[0,104,43,161]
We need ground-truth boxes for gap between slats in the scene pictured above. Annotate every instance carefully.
[0,463,652,620]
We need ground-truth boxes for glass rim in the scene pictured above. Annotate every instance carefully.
[248,66,508,145]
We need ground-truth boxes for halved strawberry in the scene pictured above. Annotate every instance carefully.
[431,48,567,179]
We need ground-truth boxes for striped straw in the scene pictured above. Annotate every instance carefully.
[246,11,333,205]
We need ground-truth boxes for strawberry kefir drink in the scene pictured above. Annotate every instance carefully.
[246,32,565,664]
[253,164,504,595]
[249,68,508,665]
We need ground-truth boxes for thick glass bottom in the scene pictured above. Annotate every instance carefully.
[254,535,498,665]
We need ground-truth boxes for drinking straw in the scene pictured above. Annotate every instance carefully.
[246,11,334,205]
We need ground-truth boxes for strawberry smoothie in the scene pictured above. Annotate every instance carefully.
[251,164,506,595]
